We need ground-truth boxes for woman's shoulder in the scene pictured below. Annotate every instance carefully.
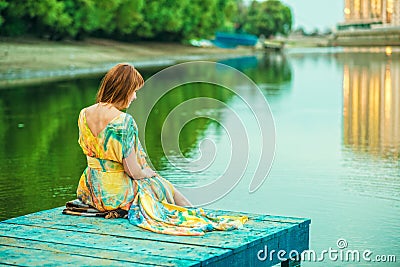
[122,112,135,121]
[77,107,88,123]
[78,107,87,116]
[121,112,137,128]
[79,104,124,121]
[78,105,94,118]
[77,104,137,130]
[101,111,137,131]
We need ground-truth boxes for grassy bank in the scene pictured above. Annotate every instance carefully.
[0,37,253,87]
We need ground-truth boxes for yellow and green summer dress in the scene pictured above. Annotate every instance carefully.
[75,108,248,236]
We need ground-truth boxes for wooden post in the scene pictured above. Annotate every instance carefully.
[281,258,302,267]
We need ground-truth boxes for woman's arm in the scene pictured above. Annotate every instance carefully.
[123,152,156,180]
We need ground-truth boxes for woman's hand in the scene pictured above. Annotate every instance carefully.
[142,168,157,179]
[123,151,157,180]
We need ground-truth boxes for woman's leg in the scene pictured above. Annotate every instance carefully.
[155,174,193,207]
[174,188,193,207]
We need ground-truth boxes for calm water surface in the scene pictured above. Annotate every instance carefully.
[0,50,398,266]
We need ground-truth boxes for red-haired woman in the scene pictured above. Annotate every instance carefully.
[64,63,247,236]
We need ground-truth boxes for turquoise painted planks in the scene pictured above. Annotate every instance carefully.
[0,244,149,266]
[0,224,228,264]
[0,236,197,267]
[4,208,295,251]
[0,207,311,266]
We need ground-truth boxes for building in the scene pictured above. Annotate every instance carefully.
[339,0,400,30]
[334,0,400,46]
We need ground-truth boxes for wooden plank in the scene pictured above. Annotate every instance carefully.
[0,236,198,267]
[5,207,310,225]
[3,208,298,253]
[0,223,228,264]
[207,223,310,267]
[3,220,293,262]
[0,207,311,267]
[4,209,295,239]
[203,209,311,226]
[1,219,294,265]
[0,244,146,266]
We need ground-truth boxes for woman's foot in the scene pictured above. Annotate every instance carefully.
[174,189,193,207]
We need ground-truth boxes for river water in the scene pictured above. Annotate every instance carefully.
[0,49,398,266]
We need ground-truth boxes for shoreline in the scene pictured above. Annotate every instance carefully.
[0,54,255,88]
[2,37,399,88]
[0,37,255,88]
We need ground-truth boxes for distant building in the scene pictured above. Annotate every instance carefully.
[334,0,400,45]
[338,0,400,30]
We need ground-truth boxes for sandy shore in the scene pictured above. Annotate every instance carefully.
[0,37,254,87]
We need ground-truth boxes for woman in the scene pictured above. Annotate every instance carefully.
[64,63,247,236]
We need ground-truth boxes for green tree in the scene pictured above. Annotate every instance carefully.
[135,0,186,40]
[0,0,8,27]
[178,0,237,40]
[243,0,292,37]
[62,0,144,39]
[0,0,72,38]
[133,0,237,41]
[114,0,144,35]
[0,0,238,41]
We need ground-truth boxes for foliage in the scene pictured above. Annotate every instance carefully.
[0,0,238,41]
[135,0,186,40]
[1,0,72,37]
[177,0,237,40]
[243,0,292,37]
[0,0,8,26]
[0,0,291,41]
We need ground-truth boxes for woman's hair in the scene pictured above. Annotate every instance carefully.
[96,63,144,108]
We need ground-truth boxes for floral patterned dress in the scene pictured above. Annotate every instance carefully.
[76,108,247,236]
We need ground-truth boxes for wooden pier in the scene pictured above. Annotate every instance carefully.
[0,207,310,266]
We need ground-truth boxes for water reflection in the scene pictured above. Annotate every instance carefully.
[219,54,292,86]
[132,82,234,179]
[218,56,259,71]
[0,54,292,220]
[0,51,399,261]
[132,56,292,187]
[342,54,400,159]
[341,53,400,202]
[0,78,99,221]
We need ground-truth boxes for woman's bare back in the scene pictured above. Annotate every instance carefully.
[84,103,123,137]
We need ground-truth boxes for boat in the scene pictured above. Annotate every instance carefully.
[212,32,258,48]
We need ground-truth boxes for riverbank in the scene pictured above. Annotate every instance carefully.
[0,37,254,87]
[333,26,400,46]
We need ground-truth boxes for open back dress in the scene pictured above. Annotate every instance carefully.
[75,108,247,236]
